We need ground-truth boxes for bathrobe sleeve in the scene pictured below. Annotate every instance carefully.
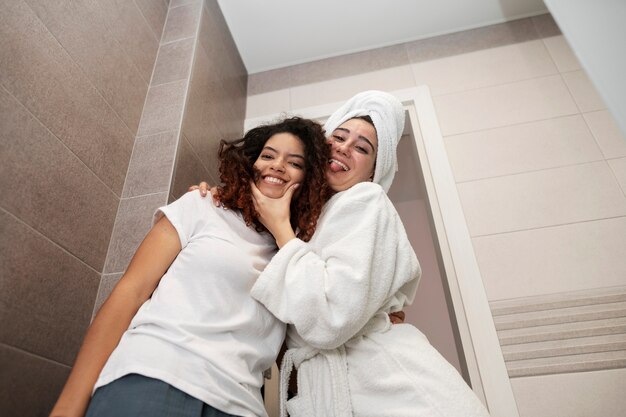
[250,182,421,350]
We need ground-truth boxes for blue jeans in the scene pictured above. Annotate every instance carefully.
[86,374,240,417]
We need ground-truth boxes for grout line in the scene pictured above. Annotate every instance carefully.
[121,190,169,201]
[160,34,196,47]
[0,206,102,276]
[471,214,626,239]
[454,158,607,185]
[21,1,140,190]
[0,342,72,369]
[96,1,155,87]
[132,0,161,43]
[0,83,121,201]
[443,112,581,138]
[179,133,217,185]
[432,71,564,100]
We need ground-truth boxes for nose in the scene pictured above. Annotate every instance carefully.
[270,158,285,173]
[333,140,350,156]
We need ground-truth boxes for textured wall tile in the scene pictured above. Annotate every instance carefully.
[92,272,124,320]
[411,39,558,96]
[584,110,626,159]
[183,40,220,126]
[97,0,161,83]
[474,217,626,301]
[246,89,291,119]
[137,80,187,136]
[608,158,626,195]
[135,0,168,41]
[199,1,247,102]
[445,115,603,182]
[25,0,149,133]
[195,11,246,140]
[172,136,219,198]
[290,65,415,110]
[171,135,215,199]
[406,18,540,64]
[0,2,135,194]
[457,162,626,236]
[161,1,201,44]
[562,70,606,113]
[289,44,410,87]
[0,210,100,365]
[182,72,225,174]
[122,130,179,198]
[512,369,626,417]
[151,37,195,85]
[433,75,578,136]
[532,13,562,38]
[248,67,292,95]
[0,86,119,270]
[104,192,169,273]
[0,345,70,417]
[170,0,198,7]
[543,35,581,73]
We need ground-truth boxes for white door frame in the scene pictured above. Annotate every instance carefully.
[246,85,519,417]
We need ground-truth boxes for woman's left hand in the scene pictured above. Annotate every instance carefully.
[389,311,406,324]
[251,181,298,248]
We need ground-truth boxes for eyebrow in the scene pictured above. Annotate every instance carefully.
[333,127,376,152]
[263,146,305,160]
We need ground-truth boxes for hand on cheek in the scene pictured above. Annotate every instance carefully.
[251,181,299,248]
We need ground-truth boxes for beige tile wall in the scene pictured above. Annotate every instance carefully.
[247,14,626,302]
[245,13,626,417]
[0,0,166,414]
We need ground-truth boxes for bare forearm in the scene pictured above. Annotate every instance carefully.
[270,220,297,248]
[50,217,181,417]
[49,285,144,417]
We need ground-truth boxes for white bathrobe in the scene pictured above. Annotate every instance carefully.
[251,182,490,417]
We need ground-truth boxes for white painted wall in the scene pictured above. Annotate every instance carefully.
[543,0,626,137]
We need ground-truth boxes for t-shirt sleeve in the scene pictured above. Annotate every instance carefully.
[153,190,208,248]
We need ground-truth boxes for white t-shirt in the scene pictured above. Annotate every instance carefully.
[95,190,285,417]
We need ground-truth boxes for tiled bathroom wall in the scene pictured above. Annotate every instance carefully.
[97,0,247,310]
[246,14,626,417]
[1,0,246,415]
[170,0,247,200]
[0,0,166,414]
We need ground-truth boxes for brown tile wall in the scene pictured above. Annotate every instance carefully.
[100,0,248,298]
[170,0,248,200]
[0,0,166,414]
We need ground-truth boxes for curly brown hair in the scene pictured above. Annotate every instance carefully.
[217,117,331,242]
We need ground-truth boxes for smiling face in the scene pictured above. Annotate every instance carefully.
[326,118,378,192]
[253,132,306,199]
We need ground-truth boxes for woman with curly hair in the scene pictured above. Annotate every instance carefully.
[49,117,331,417]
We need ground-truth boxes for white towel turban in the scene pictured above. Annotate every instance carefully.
[323,90,405,193]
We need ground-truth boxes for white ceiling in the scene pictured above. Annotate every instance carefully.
[217,0,548,74]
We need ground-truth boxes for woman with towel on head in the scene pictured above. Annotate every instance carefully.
[196,90,490,417]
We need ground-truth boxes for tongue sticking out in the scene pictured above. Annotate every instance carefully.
[329,161,347,173]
